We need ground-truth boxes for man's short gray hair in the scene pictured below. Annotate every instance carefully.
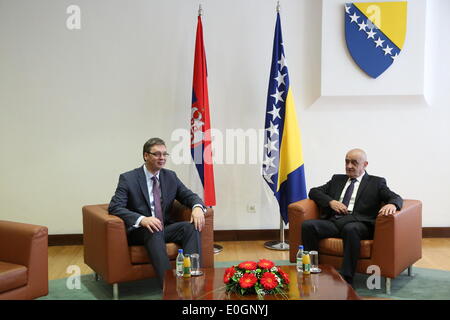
[143,137,166,157]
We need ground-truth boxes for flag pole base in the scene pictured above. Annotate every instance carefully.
[264,216,289,250]
[213,244,223,254]
[264,240,290,251]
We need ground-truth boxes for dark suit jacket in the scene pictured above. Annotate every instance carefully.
[108,166,205,233]
[308,172,403,227]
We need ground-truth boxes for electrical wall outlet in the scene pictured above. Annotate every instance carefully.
[247,204,256,213]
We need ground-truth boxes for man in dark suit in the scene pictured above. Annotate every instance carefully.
[302,148,403,285]
[108,137,206,288]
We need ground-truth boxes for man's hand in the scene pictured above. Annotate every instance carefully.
[190,207,205,232]
[140,216,163,233]
[329,200,349,214]
[378,204,397,216]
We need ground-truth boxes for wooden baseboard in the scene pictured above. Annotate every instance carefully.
[213,229,289,241]
[48,234,83,246]
[48,227,450,246]
[422,227,450,238]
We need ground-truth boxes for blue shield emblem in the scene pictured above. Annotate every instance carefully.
[345,2,407,78]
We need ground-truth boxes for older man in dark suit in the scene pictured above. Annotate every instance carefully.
[302,148,403,285]
[108,137,206,288]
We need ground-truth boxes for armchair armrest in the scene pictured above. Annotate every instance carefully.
[0,220,48,299]
[289,199,320,221]
[371,199,422,278]
[0,221,47,267]
[169,200,214,268]
[288,199,320,262]
[201,208,214,268]
[82,204,133,283]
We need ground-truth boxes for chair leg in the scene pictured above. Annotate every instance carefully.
[408,266,413,277]
[94,273,100,281]
[113,283,119,300]
[385,277,391,295]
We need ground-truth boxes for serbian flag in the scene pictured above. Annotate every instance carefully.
[262,12,307,224]
[190,14,216,206]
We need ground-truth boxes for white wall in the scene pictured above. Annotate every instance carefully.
[0,0,448,234]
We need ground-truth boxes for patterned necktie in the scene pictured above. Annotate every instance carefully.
[151,176,163,226]
[342,178,357,208]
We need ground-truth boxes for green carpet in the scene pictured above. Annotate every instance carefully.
[38,261,450,300]
[38,275,162,300]
[353,267,450,300]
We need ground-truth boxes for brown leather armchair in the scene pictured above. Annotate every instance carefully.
[82,201,214,299]
[0,220,48,300]
[288,199,422,294]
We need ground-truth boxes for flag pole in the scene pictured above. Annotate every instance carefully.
[263,1,289,251]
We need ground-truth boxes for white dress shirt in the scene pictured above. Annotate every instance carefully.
[133,166,160,228]
[338,171,366,212]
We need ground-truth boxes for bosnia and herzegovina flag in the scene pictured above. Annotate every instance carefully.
[190,14,216,206]
[262,12,307,224]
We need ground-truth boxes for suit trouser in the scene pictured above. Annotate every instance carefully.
[301,218,374,279]
[128,221,201,288]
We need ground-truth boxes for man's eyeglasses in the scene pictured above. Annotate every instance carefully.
[147,152,170,158]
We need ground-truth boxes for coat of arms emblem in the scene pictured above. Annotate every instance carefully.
[345,2,407,78]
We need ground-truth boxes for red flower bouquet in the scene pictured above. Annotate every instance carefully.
[223,259,290,298]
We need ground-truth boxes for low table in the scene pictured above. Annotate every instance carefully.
[163,264,360,300]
